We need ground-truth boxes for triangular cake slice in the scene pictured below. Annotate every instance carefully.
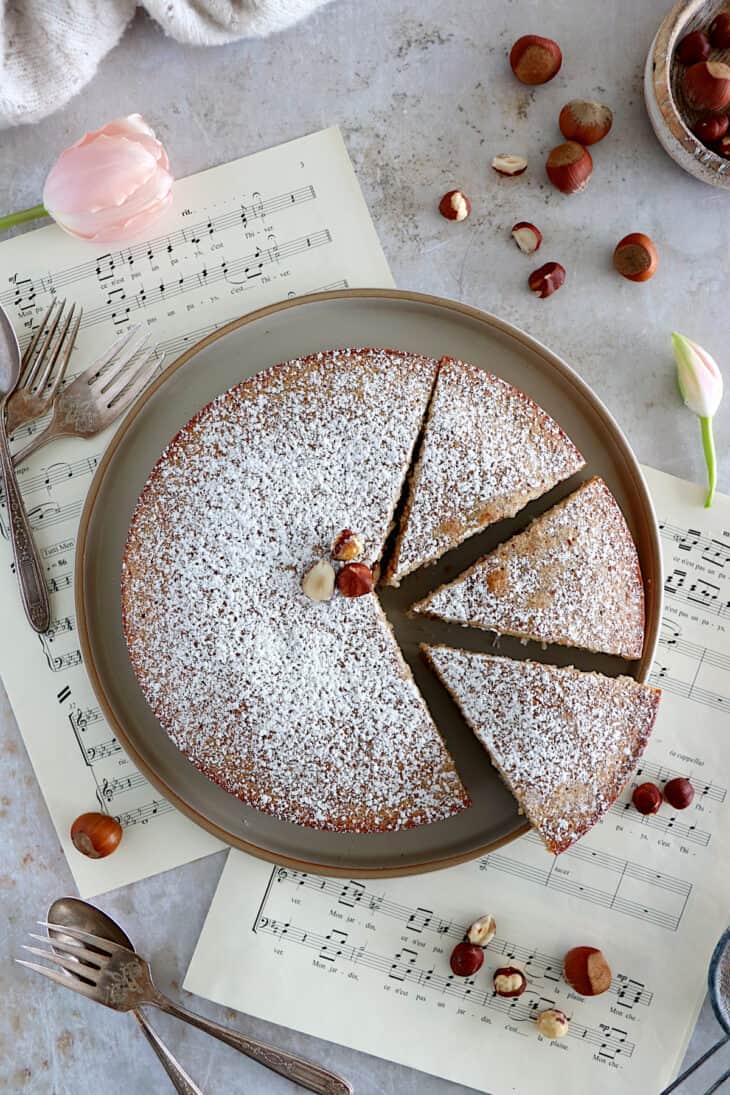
[422,645,660,853]
[382,357,585,585]
[413,477,645,659]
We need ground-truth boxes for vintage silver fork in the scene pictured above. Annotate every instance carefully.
[6,299,82,437]
[19,923,353,1095]
[12,325,159,466]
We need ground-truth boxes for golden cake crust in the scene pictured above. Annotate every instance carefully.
[122,348,470,833]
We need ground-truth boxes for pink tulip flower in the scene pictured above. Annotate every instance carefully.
[0,115,173,242]
[42,115,173,241]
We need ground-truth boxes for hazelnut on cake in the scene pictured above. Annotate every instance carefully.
[122,349,470,833]
[422,645,660,853]
[382,357,585,586]
[413,477,645,659]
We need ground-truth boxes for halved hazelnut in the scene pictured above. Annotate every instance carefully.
[684,61,730,111]
[511,221,542,254]
[509,35,562,85]
[438,190,471,221]
[546,142,592,194]
[613,233,658,282]
[558,100,613,145]
[331,529,365,561]
[301,560,335,602]
[466,913,496,946]
[492,153,528,176]
[493,966,527,997]
[716,133,730,158]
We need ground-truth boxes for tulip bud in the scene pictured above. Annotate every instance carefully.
[672,333,724,507]
[42,114,173,242]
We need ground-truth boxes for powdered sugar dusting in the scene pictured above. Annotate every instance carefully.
[386,357,585,583]
[424,646,660,853]
[122,348,470,832]
[415,477,645,659]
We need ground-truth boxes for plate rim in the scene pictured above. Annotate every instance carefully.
[75,287,661,878]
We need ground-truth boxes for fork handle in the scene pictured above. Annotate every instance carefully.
[148,995,352,1095]
[11,418,62,467]
[132,1008,204,1095]
[0,418,50,632]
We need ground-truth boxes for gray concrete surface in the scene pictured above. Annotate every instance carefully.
[1,2,729,1092]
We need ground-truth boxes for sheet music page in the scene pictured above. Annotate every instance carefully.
[0,126,394,898]
[185,467,730,1094]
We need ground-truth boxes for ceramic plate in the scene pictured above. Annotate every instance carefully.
[76,289,662,877]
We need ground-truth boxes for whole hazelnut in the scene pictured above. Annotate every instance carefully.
[709,12,730,49]
[509,35,562,85]
[301,559,336,602]
[684,61,730,111]
[613,233,658,282]
[466,913,496,946]
[536,1008,570,1039]
[331,529,365,561]
[693,112,730,144]
[70,812,123,859]
[438,190,471,222]
[632,781,663,815]
[664,777,695,809]
[558,100,613,145]
[450,941,485,977]
[563,946,612,996]
[676,30,711,65]
[336,562,374,598]
[545,142,593,194]
[528,262,566,299]
[493,966,527,997]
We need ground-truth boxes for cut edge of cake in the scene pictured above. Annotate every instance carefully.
[412,477,646,660]
[382,357,586,587]
[421,643,661,854]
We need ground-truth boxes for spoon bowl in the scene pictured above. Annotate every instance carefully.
[0,306,21,402]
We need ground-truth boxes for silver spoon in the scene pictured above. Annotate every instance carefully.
[0,305,50,631]
[48,897,202,1095]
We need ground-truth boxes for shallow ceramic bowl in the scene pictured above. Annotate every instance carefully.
[645,0,730,188]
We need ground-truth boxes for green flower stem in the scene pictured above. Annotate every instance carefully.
[700,415,717,509]
[0,204,48,231]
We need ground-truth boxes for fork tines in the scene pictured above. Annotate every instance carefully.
[16,921,120,998]
[21,299,82,395]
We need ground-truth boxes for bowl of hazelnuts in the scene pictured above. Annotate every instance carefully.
[645,0,730,187]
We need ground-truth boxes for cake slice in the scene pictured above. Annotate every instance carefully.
[422,646,660,853]
[413,477,645,659]
[382,357,585,586]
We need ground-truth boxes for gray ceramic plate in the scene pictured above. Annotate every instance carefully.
[76,289,662,878]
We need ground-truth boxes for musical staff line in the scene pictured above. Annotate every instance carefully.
[273,868,653,1008]
[254,914,634,1060]
[665,567,730,621]
[478,835,691,931]
[610,800,710,847]
[659,520,730,568]
[2,186,317,307]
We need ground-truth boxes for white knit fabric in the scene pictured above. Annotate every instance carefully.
[0,0,332,128]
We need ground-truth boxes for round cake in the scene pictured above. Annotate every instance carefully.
[121,348,471,832]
